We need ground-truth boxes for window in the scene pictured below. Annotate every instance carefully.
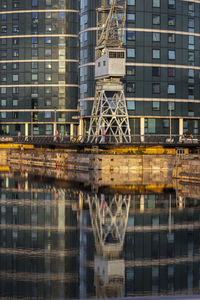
[13,87,19,94]
[12,62,19,70]
[32,24,38,33]
[45,74,52,81]
[1,14,7,21]
[12,112,18,119]
[45,12,51,19]
[1,75,6,82]
[12,13,19,20]
[188,36,194,50]
[32,62,38,69]
[168,0,175,9]
[32,49,38,57]
[45,111,51,118]
[32,0,38,7]
[127,13,135,23]
[13,99,18,106]
[152,49,160,59]
[32,12,38,23]
[153,101,160,110]
[153,0,160,7]
[126,66,135,76]
[188,52,194,65]
[153,15,160,25]
[45,87,51,94]
[188,69,194,81]
[13,1,19,8]
[13,74,19,82]
[152,67,160,76]
[168,16,175,26]
[2,1,7,8]
[45,62,52,69]
[1,88,6,94]
[152,83,160,94]
[45,99,52,106]
[127,31,135,41]
[163,119,170,128]
[13,38,19,45]
[45,124,53,135]
[127,48,135,58]
[32,74,38,81]
[1,25,7,33]
[168,33,175,43]
[45,49,52,56]
[168,50,175,60]
[45,25,52,32]
[145,119,156,134]
[127,101,135,110]
[168,84,175,94]
[32,37,38,44]
[188,18,194,28]
[45,37,51,44]
[188,85,194,96]
[1,64,6,70]
[12,25,19,33]
[1,39,6,45]
[168,67,176,77]
[127,0,135,5]
[13,49,19,57]
[153,32,160,42]
[126,83,135,93]
[1,100,6,106]
[46,0,51,5]
[1,112,6,119]
[1,50,6,57]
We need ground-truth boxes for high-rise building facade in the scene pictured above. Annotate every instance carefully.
[80,0,200,138]
[0,0,79,137]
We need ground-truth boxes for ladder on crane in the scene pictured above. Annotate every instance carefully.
[87,0,131,144]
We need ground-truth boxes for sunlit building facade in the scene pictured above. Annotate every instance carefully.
[79,0,200,138]
[0,0,79,136]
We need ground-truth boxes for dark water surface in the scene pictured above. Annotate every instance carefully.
[0,171,200,299]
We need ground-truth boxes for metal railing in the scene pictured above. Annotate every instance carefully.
[0,134,200,146]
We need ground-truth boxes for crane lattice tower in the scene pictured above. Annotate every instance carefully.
[87,0,131,144]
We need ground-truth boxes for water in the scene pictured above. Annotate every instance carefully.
[0,171,200,299]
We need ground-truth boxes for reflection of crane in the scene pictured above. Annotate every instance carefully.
[88,193,130,298]
[87,0,131,143]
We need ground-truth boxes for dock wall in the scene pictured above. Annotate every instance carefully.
[5,149,177,185]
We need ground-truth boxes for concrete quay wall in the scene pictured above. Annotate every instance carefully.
[6,149,177,185]
[173,158,200,183]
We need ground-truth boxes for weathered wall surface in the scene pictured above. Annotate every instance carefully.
[173,158,200,183]
[7,149,177,186]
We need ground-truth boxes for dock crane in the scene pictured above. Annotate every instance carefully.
[87,0,131,143]
[88,192,130,298]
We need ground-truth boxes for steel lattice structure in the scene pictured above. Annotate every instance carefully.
[87,0,131,144]
[88,193,130,258]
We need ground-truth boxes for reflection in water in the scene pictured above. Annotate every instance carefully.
[0,172,200,298]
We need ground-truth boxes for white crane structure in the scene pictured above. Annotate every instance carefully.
[87,0,131,143]
[87,192,130,298]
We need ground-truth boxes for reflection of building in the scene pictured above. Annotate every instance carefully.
[81,190,200,298]
[1,173,200,298]
[0,175,80,299]
[80,0,200,137]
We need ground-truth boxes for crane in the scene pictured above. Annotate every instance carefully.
[88,192,130,298]
[87,0,131,144]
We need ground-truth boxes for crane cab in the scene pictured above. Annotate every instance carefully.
[95,48,126,80]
